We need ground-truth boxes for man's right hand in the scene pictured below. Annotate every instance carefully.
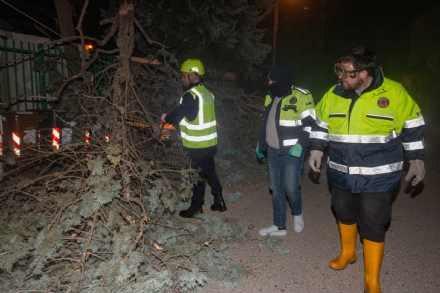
[160,114,167,123]
[309,150,323,172]
[256,145,265,159]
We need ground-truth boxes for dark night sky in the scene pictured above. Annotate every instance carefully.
[328,1,440,53]
[1,0,438,54]
[271,0,440,94]
[1,0,439,86]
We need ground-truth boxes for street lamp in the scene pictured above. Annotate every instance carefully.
[272,0,280,66]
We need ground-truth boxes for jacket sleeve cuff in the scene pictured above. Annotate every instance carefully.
[406,152,424,161]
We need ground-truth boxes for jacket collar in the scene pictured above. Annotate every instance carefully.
[332,66,384,99]
[268,87,293,99]
[183,82,203,91]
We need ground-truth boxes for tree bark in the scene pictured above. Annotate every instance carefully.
[54,0,79,75]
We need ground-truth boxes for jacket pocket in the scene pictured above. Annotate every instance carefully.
[328,108,347,131]
[365,109,395,132]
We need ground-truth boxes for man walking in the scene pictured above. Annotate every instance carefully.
[256,64,316,236]
[309,46,426,293]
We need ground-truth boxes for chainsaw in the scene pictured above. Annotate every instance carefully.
[118,117,179,144]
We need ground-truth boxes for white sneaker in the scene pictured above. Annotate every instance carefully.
[259,225,287,236]
[294,213,304,233]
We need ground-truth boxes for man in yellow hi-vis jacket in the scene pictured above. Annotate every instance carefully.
[309,46,426,293]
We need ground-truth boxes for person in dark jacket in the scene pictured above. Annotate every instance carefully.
[161,59,226,218]
[256,64,316,236]
[309,46,426,293]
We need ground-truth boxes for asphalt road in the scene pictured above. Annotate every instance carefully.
[201,128,440,293]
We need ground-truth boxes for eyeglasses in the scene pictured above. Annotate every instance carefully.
[334,63,367,79]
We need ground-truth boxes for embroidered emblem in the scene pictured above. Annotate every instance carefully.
[306,101,312,106]
[290,97,297,104]
[377,97,389,108]
[416,111,422,116]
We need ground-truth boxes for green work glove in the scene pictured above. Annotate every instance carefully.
[288,144,303,158]
[256,145,265,159]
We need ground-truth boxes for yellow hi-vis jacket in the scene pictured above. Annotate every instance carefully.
[310,67,425,193]
[179,85,217,149]
[258,86,316,155]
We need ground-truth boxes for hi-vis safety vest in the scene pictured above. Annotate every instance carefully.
[179,85,217,149]
[258,86,316,155]
[310,67,425,193]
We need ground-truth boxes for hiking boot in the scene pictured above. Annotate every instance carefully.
[259,225,287,236]
[210,192,227,212]
[179,202,203,218]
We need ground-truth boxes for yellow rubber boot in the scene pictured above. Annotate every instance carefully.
[363,239,384,293]
[329,222,357,270]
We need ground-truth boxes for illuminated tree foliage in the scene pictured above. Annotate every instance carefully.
[105,0,272,81]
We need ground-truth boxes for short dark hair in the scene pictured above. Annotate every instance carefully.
[338,46,377,75]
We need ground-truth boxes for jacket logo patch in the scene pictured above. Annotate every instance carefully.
[377,97,389,108]
[290,97,297,104]
[416,111,422,116]
[306,101,312,106]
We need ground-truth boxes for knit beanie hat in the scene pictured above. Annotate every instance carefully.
[268,64,293,97]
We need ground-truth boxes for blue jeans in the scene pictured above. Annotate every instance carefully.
[268,147,304,228]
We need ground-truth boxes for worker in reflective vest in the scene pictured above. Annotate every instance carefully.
[161,59,226,218]
[256,64,316,236]
[309,46,426,293]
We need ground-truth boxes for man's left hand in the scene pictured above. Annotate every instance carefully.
[288,144,303,158]
[405,159,426,186]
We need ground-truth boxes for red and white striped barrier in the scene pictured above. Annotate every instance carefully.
[52,127,60,150]
[13,131,20,158]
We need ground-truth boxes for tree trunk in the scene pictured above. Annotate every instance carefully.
[54,0,79,75]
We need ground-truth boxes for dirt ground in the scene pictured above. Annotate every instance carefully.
[199,128,440,293]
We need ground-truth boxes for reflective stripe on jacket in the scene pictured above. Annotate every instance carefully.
[310,67,425,193]
[258,86,316,155]
[179,85,217,148]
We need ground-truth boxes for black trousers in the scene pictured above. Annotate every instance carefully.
[186,146,222,205]
[331,186,392,242]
